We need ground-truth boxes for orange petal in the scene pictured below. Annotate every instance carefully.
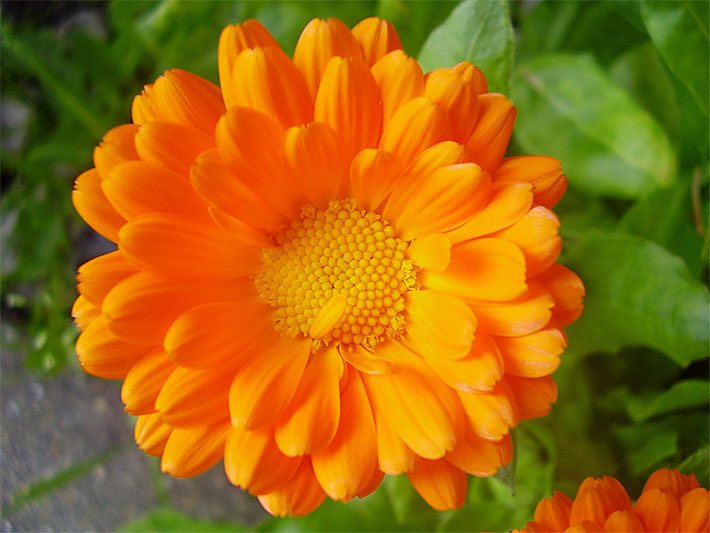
[680,488,710,532]
[405,290,476,360]
[446,183,533,244]
[121,348,176,415]
[283,121,345,209]
[497,328,566,378]
[72,169,126,242]
[465,93,516,173]
[507,375,557,421]
[77,251,138,307]
[208,207,274,249]
[133,70,225,134]
[569,485,610,528]
[134,412,173,457]
[229,46,312,127]
[458,379,517,441]
[572,476,632,526]
[533,491,573,531]
[215,107,303,219]
[494,155,567,209]
[191,149,287,233]
[218,20,280,109]
[258,459,326,517]
[156,366,232,428]
[496,206,561,277]
[75,314,151,379]
[643,468,700,498]
[294,18,362,98]
[603,510,644,532]
[407,233,452,272]
[161,423,229,478]
[425,68,479,142]
[407,457,467,511]
[314,56,382,162]
[381,140,466,224]
[351,17,402,67]
[164,301,273,369]
[453,62,488,95]
[536,264,586,327]
[229,338,310,429]
[224,425,302,495]
[471,282,554,337]
[275,347,341,456]
[393,163,490,241]
[379,97,450,169]
[102,272,254,345]
[312,371,377,501]
[363,343,464,459]
[134,121,215,177]
[340,344,394,375]
[118,212,261,281]
[423,237,527,302]
[635,488,682,532]
[446,431,512,477]
[349,148,402,212]
[72,295,100,331]
[372,51,425,123]
[93,124,139,180]
[365,379,415,473]
[102,161,209,222]
[424,333,503,393]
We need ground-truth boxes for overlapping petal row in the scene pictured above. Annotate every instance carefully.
[72,17,584,516]
[517,468,709,532]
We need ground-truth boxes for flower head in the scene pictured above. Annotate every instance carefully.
[72,17,584,516]
[518,468,709,532]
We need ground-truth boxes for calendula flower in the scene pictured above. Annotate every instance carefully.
[517,468,709,532]
[72,17,584,516]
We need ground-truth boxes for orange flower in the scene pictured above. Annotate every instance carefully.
[72,17,584,516]
[518,468,709,532]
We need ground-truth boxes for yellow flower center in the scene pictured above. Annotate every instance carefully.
[255,200,416,350]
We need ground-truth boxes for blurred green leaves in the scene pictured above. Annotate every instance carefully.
[513,55,676,198]
[418,0,514,92]
[565,232,708,365]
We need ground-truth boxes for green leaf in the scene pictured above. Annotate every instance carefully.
[619,178,705,278]
[679,444,710,487]
[418,0,514,92]
[615,424,679,475]
[610,42,680,141]
[564,231,709,364]
[620,380,710,422]
[512,54,677,198]
[641,0,709,114]
[121,507,250,532]
[377,0,458,57]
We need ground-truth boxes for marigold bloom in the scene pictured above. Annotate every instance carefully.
[72,17,584,516]
[518,468,709,532]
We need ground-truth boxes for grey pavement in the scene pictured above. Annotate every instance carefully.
[1,329,266,531]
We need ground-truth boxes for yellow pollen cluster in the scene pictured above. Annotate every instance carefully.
[255,200,416,350]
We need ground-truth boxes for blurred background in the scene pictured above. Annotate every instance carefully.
[1,0,708,531]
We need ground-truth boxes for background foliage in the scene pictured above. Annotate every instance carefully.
[1,0,708,531]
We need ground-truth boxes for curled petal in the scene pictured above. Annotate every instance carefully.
[258,459,326,517]
[218,20,280,108]
[225,426,302,495]
[407,457,467,511]
[372,51,425,123]
[465,93,516,173]
[294,18,362,98]
[351,17,402,66]
[314,56,382,162]
[425,68,479,142]
[161,423,229,478]
[312,371,377,501]
[536,264,585,327]
[494,155,567,209]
